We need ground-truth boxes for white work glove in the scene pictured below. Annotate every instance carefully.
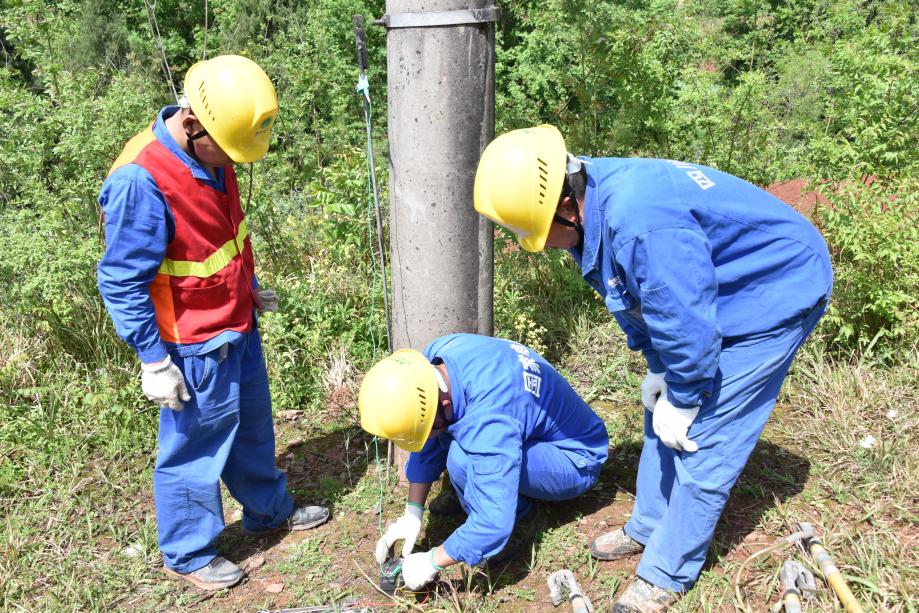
[640,370,667,412]
[253,287,279,313]
[375,503,424,563]
[652,395,699,452]
[400,549,442,590]
[140,355,190,411]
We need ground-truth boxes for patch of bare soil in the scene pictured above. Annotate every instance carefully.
[765,175,882,216]
[765,179,828,215]
[143,407,815,611]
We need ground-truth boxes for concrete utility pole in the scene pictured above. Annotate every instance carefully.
[384,0,497,474]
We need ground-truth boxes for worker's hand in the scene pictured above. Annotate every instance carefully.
[640,370,667,412]
[140,355,191,411]
[375,503,424,563]
[652,395,699,452]
[400,550,441,590]
[253,287,279,313]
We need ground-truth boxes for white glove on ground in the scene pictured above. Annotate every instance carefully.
[375,503,424,563]
[400,549,442,590]
[652,395,699,452]
[640,370,667,412]
[141,355,190,411]
[254,287,279,313]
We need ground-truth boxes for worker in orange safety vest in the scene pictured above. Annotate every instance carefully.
[97,55,328,591]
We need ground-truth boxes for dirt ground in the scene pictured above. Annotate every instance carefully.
[148,401,817,613]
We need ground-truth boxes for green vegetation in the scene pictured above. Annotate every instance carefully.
[1,0,916,610]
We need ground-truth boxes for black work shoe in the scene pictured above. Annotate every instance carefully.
[242,504,330,536]
[590,528,644,560]
[428,486,465,517]
[613,577,679,612]
[163,556,244,591]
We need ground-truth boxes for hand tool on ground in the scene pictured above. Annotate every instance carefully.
[769,559,817,612]
[734,523,816,609]
[379,555,404,594]
[796,522,863,613]
[547,569,594,613]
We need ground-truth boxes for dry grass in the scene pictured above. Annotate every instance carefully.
[2,319,916,611]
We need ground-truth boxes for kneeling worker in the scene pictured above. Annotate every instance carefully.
[358,333,609,590]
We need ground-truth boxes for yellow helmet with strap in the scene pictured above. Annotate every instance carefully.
[183,55,278,163]
[358,349,439,452]
[474,124,567,252]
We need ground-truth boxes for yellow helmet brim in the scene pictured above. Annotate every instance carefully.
[474,124,567,253]
[358,349,439,452]
[183,55,278,163]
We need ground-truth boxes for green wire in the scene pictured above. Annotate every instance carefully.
[357,74,389,574]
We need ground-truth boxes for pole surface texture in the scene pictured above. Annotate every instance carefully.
[386,0,495,473]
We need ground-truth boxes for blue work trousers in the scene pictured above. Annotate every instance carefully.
[153,328,294,573]
[625,298,828,592]
[447,439,601,523]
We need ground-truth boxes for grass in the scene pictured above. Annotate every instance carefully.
[2,313,917,611]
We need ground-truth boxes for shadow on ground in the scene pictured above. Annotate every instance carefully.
[709,439,811,562]
[415,437,810,598]
[215,424,373,563]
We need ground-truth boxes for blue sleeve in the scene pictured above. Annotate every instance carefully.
[97,168,172,363]
[405,435,449,483]
[616,228,721,407]
[442,413,523,566]
[611,311,665,373]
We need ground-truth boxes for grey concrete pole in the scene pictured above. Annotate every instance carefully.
[385,0,495,473]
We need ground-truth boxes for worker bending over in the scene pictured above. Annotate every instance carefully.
[97,56,328,591]
[359,334,608,590]
[474,125,832,611]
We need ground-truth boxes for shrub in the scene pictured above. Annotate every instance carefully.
[814,178,919,362]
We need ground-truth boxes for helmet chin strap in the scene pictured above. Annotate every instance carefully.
[556,153,587,249]
[178,97,209,161]
[186,129,208,161]
[553,211,584,248]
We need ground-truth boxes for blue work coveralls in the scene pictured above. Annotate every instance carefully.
[572,158,832,591]
[97,107,293,573]
[406,334,609,567]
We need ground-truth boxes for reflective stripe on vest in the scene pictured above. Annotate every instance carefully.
[158,220,248,278]
[111,119,255,345]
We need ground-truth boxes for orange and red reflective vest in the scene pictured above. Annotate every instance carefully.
[109,126,256,344]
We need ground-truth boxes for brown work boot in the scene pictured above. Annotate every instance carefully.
[590,527,644,560]
[163,556,244,591]
[613,577,679,612]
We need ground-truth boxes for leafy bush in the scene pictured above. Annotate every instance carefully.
[814,178,919,361]
[493,230,604,362]
[807,2,918,179]
[253,146,387,412]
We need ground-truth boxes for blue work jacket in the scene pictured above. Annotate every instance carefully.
[97,106,251,362]
[572,158,833,409]
[406,333,608,566]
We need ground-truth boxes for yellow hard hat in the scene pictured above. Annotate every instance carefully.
[474,124,567,252]
[358,349,439,452]
[183,55,278,163]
